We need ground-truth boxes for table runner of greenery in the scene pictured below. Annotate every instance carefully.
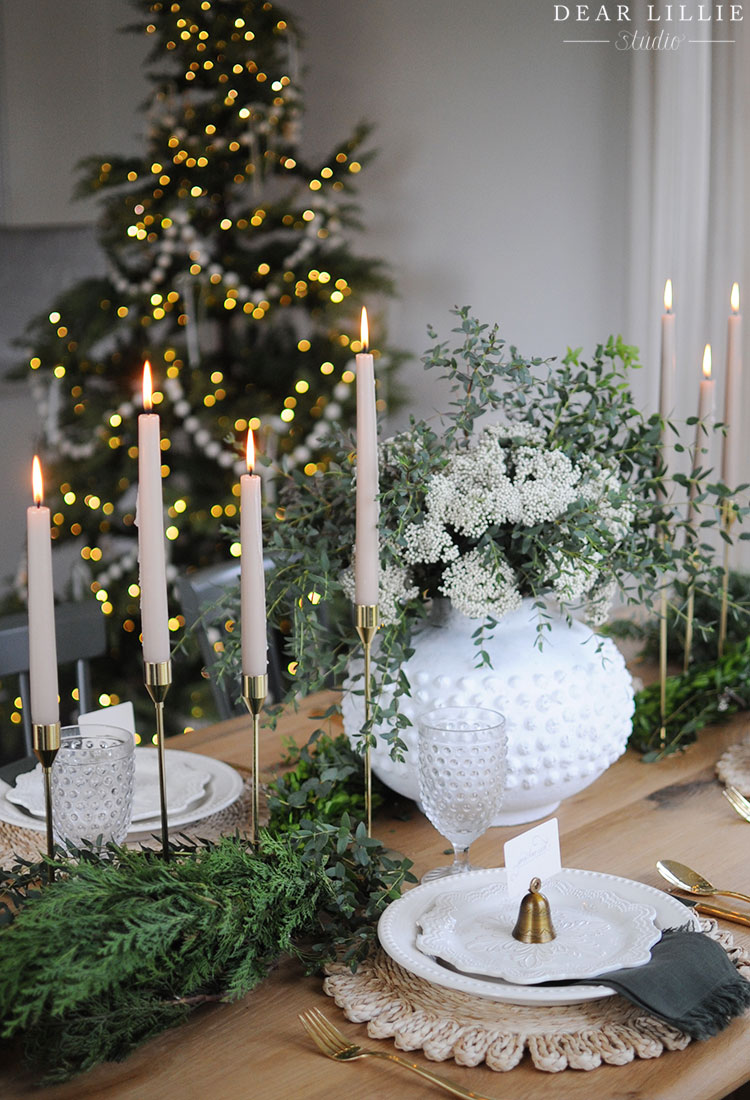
[0,745,415,1084]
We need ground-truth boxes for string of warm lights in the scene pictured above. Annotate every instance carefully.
[12,0,395,734]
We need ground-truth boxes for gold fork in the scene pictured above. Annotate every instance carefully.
[723,785,750,822]
[299,1007,499,1100]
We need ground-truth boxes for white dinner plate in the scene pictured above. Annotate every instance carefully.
[415,876,660,984]
[8,749,212,822]
[0,750,244,841]
[378,867,700,1006]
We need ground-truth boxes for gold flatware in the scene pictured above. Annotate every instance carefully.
[299,1007,498,1100]
[691,901,750,928]
[723,785,750,823]
[656,859,750,906]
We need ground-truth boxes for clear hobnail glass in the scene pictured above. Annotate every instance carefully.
[417,706,507,882]
[51,724,136,849]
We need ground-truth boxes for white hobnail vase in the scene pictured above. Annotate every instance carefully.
[342,598,634,825]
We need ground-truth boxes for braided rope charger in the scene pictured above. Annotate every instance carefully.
[324,921,750,1073]
[716,736,750,795]
[0,773,264,866]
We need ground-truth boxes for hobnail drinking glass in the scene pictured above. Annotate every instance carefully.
[417,706,507,882]
[51,724,136,849]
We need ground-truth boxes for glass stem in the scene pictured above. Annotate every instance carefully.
[452,846,471,871]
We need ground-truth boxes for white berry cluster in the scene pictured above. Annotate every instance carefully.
[440,546,522,621]
[390,421,635,624]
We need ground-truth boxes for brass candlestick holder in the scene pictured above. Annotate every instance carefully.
[144,659,172,858]
[242,673,267,846]
[658,579,668,748]
[683,581,696,674]
[355,603,379,837]
[33,720,60,882]
[718,498,735,658]
[656,525,671,749]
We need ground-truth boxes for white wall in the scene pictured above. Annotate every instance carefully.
[284,0,633,425]
[0,0,149,226]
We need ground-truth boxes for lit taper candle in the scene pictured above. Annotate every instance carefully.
[659,279,676,484]
[27,456,59,726]
[688,345,715,526]
[240,429,267,677]
[355,307,379,605]
[137,361,171,663]
[722,282,742,489]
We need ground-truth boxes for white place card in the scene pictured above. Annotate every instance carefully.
[80,701,136,737]
[503,818,562,902]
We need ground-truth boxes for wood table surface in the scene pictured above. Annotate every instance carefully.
[3,691,750,1100]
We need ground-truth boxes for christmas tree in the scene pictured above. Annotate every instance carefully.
[13,0,396,734]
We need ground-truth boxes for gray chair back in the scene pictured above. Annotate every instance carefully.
[176,561,283,720]
[0,599,108,755]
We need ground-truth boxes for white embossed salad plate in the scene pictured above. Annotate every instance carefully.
[0,750,243,840]
[415,877,660,983]
[9,748,212,821]
[377,867,700,1006]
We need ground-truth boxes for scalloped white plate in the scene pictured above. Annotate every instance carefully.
[0,750,243,840]
[8,748,212,821]
[378,867,700,1006]
[415,877,659,984]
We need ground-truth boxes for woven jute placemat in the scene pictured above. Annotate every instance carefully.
[0,772,266,867]
[324,920,750,1073]
[716,736,750,795]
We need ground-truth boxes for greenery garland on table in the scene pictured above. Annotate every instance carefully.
[0,776,415,1084]
[620,572,750,758]
[630,639,750,759]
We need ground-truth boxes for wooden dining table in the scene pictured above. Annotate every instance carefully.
[2,689,750,1100]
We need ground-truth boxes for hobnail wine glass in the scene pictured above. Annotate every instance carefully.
[52,724,136,849]
[417,706,507,882]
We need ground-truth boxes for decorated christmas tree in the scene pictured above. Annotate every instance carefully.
[12,0,396,732]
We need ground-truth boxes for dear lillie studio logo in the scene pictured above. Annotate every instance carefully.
[553,3,743,49]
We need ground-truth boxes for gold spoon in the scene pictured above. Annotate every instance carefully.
[656,859,750,906]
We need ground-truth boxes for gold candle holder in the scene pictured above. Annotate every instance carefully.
[242,673,267,846]
[683,581,695,674]
[144,659,172,858]
[355,604,379,837]
[656,526,671,750]
[33,720,60,882]
[718,498,735,658]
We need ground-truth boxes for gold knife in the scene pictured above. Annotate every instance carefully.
[677,896,750,928]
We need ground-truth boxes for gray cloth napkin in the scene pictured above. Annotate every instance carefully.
[564,928,750,1039]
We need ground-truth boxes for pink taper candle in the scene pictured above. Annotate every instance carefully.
[354,307,380,605]
[688,346,715,527]
[722,283,742,489]
[240,429,267,677]
[27,456,59,725]
[659,279,676,486]
[696,344,715,434]
[137,361,171,663]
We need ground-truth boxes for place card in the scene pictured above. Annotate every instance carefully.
[503,818,562,902]
[80,701,136,736]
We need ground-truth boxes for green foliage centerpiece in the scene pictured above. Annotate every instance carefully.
[217,308,728,757]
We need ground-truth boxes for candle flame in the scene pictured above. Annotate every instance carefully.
[32,455,43,505]
[246,428,255,474]
[142,360,153,411]
[360,306,369,352]
[731,282,740,314]
[702,343,712,380]
[664,279,673,313]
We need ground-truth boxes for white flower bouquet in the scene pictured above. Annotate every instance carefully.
[218,308,724,752]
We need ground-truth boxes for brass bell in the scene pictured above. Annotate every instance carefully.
[511,877,556,943]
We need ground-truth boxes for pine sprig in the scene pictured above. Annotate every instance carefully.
[629,639,750,758]
[0,826,415,1082]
